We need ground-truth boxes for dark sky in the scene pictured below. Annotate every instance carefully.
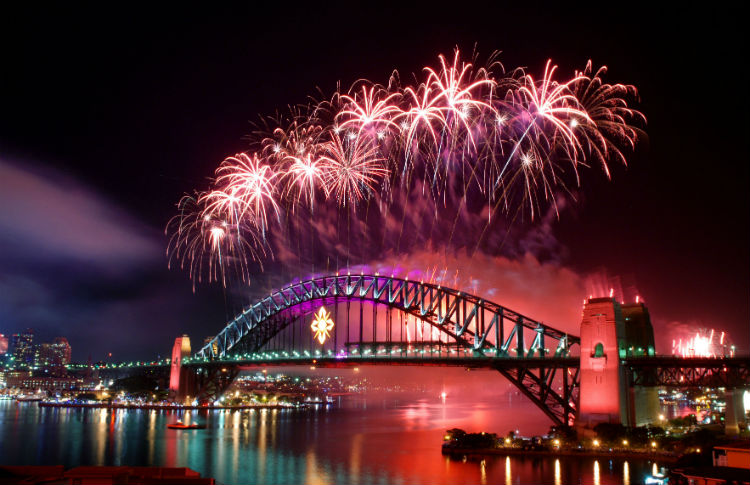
[0,3,747,360]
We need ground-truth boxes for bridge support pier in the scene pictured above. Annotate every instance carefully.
[169,335,195,404]
[724,388,747,436]
[577,298,659,435]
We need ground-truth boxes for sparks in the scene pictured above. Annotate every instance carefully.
[166,48,645,289]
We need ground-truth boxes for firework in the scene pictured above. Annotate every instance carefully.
[337,85,403,136]
[210,153,280,233]
[166,193,265,289]
[320,133,388,207]
[572,61,646,178]
[423,51,496,146]
[672,329,735,358]
[167,48,645,288]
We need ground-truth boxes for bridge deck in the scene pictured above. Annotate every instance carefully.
[182,356,581,369]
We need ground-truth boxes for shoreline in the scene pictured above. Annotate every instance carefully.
[442,446,681,463]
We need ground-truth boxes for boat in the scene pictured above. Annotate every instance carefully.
[16,395,43,402]
[167,421,206,430]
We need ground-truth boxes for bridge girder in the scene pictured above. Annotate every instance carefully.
[196,274,578,360]
[625,357,750,388]
[190,274,580,426]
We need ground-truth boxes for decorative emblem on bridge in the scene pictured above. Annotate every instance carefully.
[311,306,335,344]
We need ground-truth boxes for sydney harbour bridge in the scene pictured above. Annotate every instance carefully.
[100,273,750,434]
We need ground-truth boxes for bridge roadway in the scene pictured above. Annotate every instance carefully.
[183,355,579,370]
[96,353,749,387]
[94,353,748,427]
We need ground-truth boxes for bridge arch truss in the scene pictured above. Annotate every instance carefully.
[193,274,581,425]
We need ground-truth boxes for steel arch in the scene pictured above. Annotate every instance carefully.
[197,274,579,359]
[195,274,581,425]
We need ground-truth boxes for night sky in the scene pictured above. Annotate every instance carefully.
[0,3,747,361]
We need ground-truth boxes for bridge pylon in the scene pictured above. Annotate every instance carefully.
[168,334,195,403]
[577,298,659,434]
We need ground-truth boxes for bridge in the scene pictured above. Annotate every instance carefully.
[101,274,750,434]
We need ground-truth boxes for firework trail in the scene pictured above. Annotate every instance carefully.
[672,329,735,358]
[166,192,266,290]
[166,48,645,289]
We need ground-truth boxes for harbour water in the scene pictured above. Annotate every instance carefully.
[0,397,664,484]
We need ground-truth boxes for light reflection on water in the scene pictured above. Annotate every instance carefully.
[623,460,630,485]
[0,398,660,484]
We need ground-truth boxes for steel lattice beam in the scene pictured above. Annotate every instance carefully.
[196,274,578,360]
[190,274,581,425]
[625,357,750,388]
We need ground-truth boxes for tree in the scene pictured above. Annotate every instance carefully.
[593,423,627,443]
[549,425,577,443]
[113,375,158,397]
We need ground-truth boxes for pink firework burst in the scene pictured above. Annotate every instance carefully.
[320,133,388,207]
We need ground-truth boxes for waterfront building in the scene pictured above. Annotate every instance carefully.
[4,374,96,392]
[713,441,750,469]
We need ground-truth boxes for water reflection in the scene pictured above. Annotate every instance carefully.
[1,399,658,484]
[593,459,600,485]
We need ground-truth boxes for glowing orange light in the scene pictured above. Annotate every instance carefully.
[311,306,335,344]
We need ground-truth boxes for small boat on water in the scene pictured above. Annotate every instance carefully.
[16,395,43,402]
[167,420,206,430]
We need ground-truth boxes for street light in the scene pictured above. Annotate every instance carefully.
[592,439,600,447]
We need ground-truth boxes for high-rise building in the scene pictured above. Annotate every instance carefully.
[11,329,34,367]
[0,334,8,355]
[34,337,72,375]
[51,337,72,365]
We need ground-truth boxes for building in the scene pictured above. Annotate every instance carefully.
[6,375,85,392]
[713,441,750,469]
[52,337,72,365]
[35,337,72,375]
[3,371,98,393]
[11,329,34,367]
[0,334,8,355]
